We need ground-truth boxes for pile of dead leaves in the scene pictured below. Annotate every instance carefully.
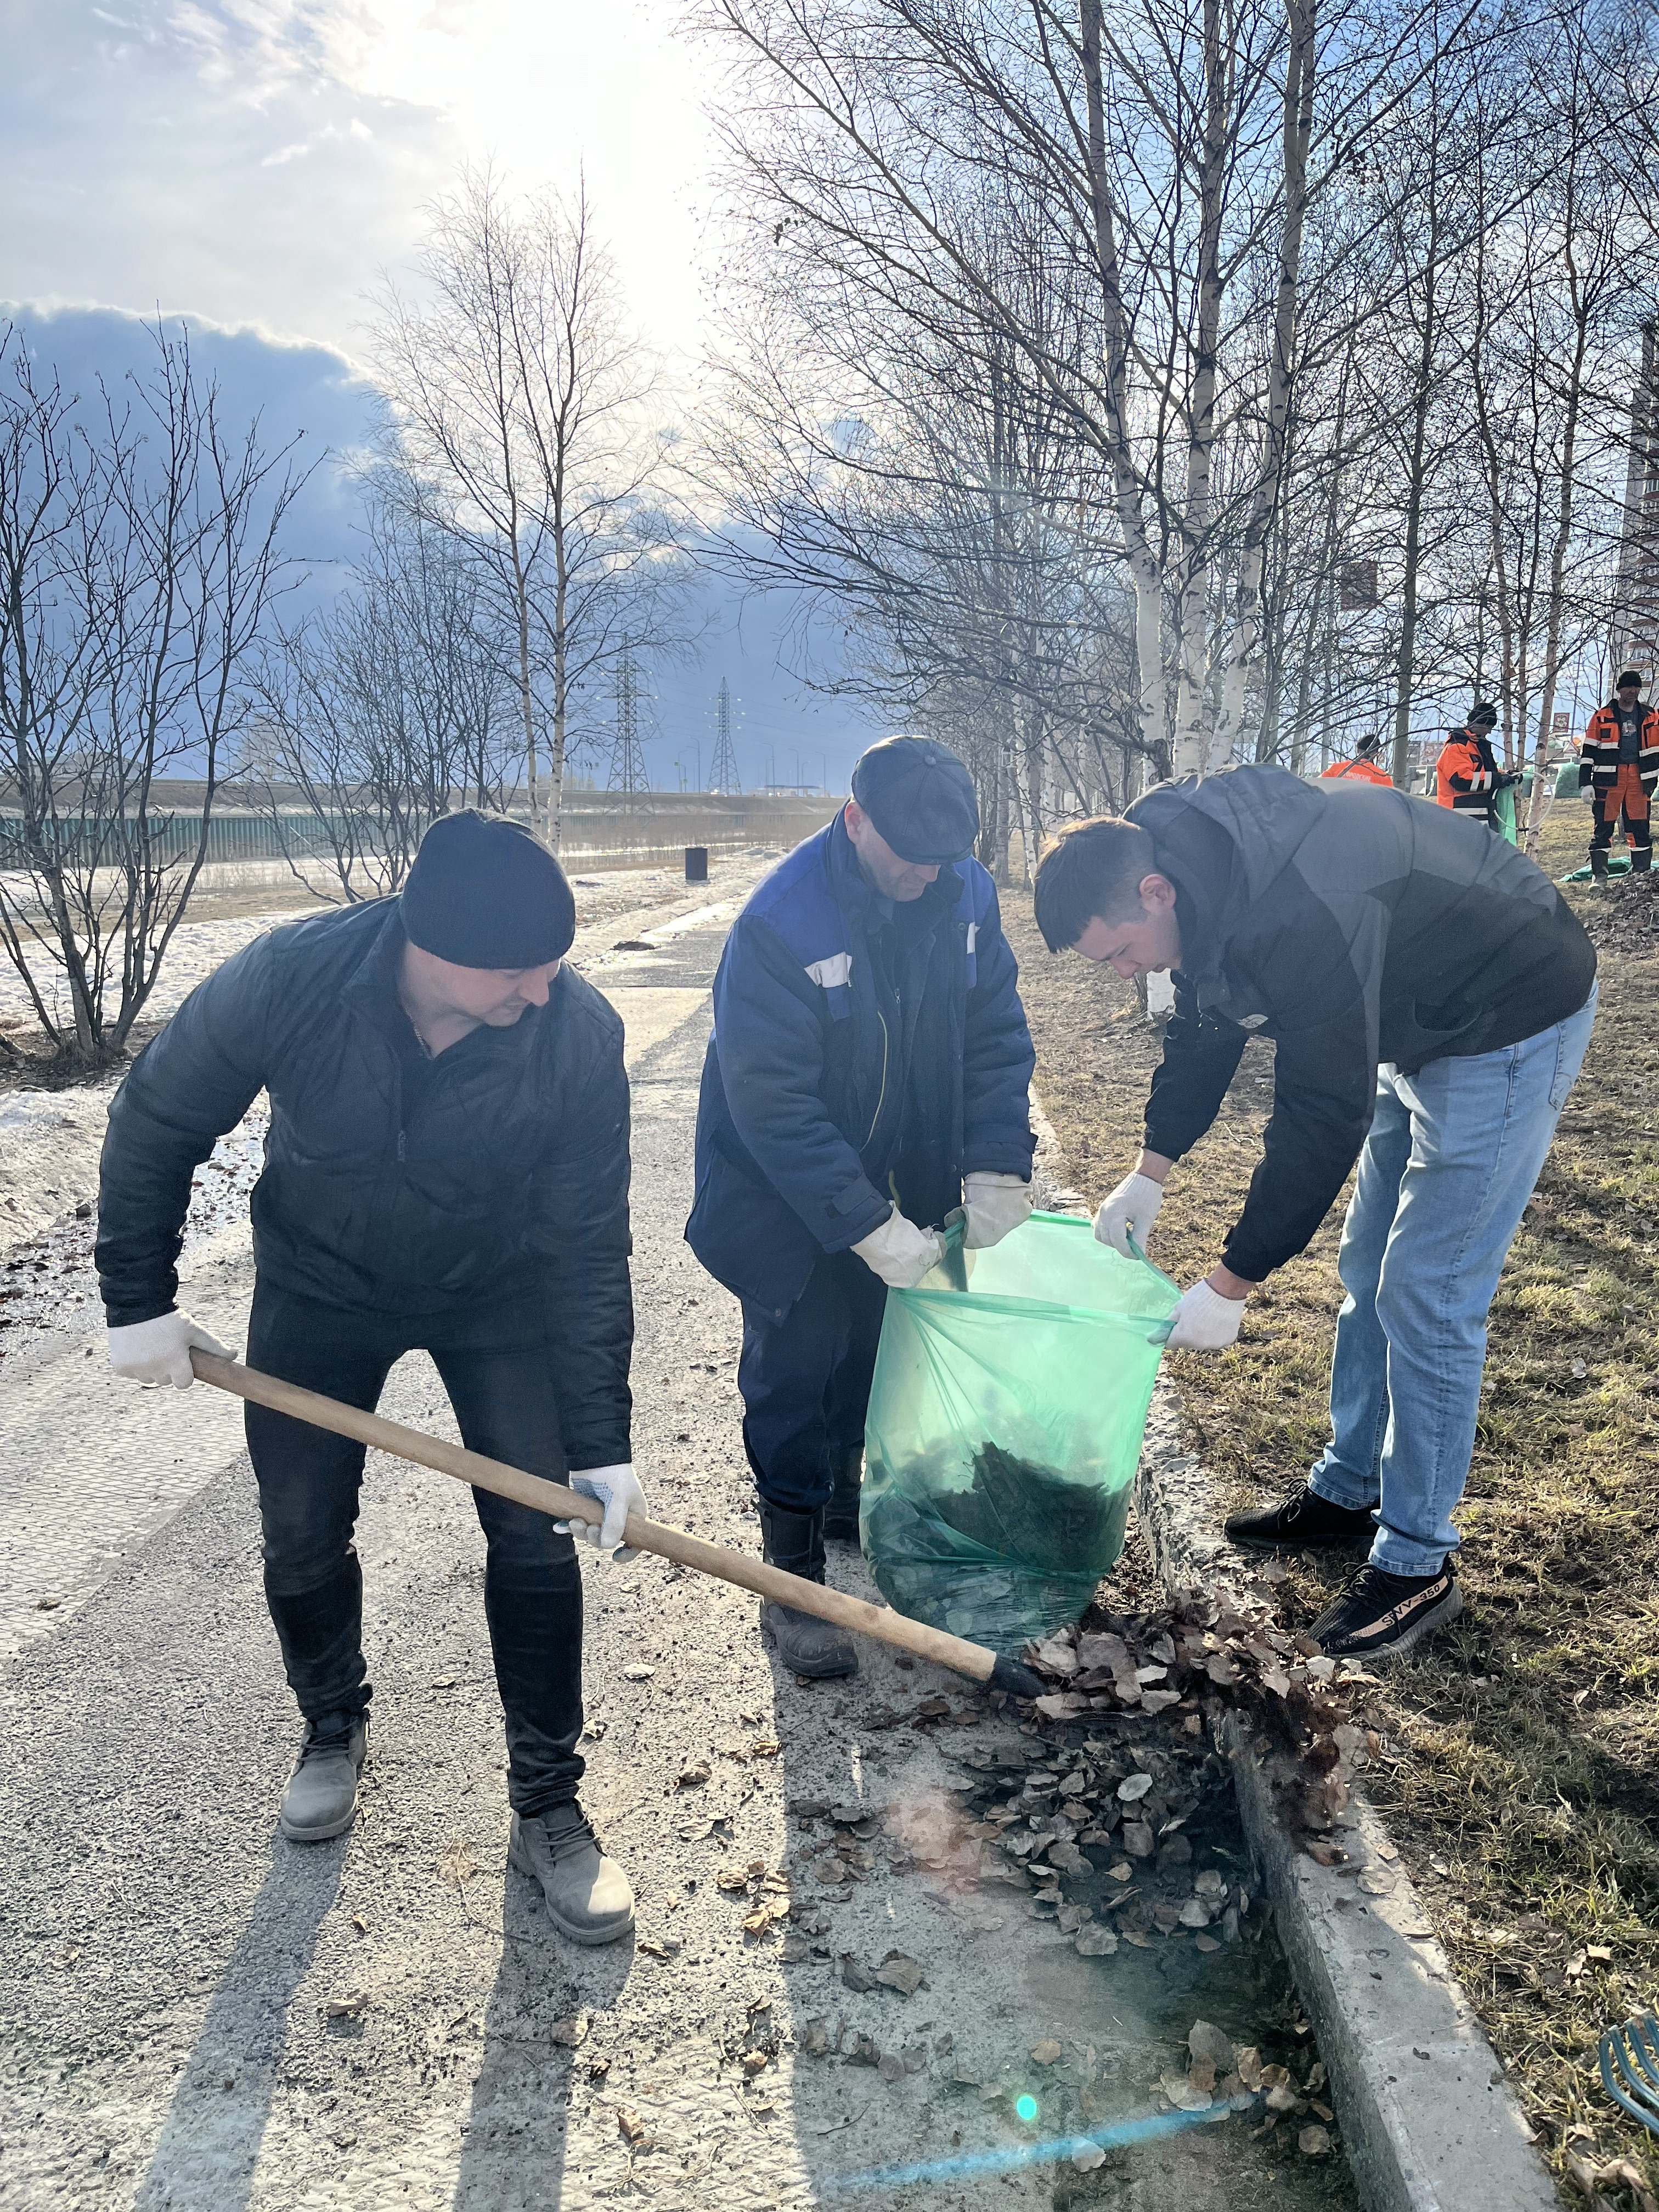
[1578,872,1659,956]
[1022,1589,1393,1867]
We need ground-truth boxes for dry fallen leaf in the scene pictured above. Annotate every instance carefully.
[438,1837,478,1887]
[742,2050,770,2075]
[1031,2040,1063,2065]
[1189,2021,1235,2072]
[677,1761,710,1788]
[1234,2047,1265,2091]
[623,1664,655,1682]
[616,2106,647,2147]
[1075,1926,1119,1956]
[1121,1821,1155,1858]
[716,1868,751,1893]
[1071,2141,1107,2171]
[874,1952,924,1995]
[550,2015,589,2047]
[324,1991,368,2019]
[1118,1773,1154,1803]
[1298,2124,1333,2158]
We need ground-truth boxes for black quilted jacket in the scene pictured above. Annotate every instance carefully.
[95,899,633,1468]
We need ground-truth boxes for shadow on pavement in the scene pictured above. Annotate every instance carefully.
[450,1854,634,2210]
[132,1836,343,2212]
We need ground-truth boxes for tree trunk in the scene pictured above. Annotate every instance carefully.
[1080,0,1167,772]
[1170,0,1230,777]
[1215,0,1316,764]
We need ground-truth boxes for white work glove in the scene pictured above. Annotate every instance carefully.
[1579,783,1596,805]
[559,1463,647,1555]
[1154,1279,1246,1352]
[961,1171,1034,1250]
[852,1209,945,1289]
[1094,1170,1165,1258]
[107,1310,232,1389]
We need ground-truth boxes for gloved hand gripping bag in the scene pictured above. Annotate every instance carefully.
[860,1212,1179,1653]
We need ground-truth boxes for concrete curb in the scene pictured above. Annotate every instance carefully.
[1134,1384,1560,2212]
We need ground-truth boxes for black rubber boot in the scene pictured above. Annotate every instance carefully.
[1224,1483,1375,1555]
[758,1503,858,1678]
[1633,845,1652,874]
[822,1447,864,1544]
[1590,845,1610,881]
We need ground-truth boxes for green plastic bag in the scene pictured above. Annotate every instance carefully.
[860,1212,1181,1654]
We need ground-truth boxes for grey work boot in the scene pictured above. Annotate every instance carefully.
[278,1710,368,1843]
[758,1502,859,1678]
[822,1447,864,1544]
[1590,845,1610,881]
[508,1804,635,1946]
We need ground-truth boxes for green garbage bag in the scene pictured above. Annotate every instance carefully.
[1494,783,1519,844]
[860,1212,1180,1654]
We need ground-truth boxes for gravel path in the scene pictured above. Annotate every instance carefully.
[0,879,1356,2212]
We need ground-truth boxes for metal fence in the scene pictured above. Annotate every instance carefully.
[1,795,839,873]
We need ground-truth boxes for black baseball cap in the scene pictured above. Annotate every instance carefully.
[850,736,980,864]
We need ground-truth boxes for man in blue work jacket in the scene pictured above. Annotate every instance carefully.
[687,737,1037,1677]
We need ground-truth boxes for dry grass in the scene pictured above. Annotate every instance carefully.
[1005,800,1659,2202]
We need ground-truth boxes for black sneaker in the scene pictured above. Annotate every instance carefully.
[1224,1484,1375,1555]
[1310,1562,1463,1661]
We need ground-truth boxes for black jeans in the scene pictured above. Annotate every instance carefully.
[737,1249,888,1513]
[245,1280,584,1818]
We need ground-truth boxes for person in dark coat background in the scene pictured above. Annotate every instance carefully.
[96,812,639,1948]
[687,737,1036,1678]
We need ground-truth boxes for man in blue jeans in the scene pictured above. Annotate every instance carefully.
[1034,764,1596,1661]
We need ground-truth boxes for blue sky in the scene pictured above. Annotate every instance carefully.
[0,3,884,792]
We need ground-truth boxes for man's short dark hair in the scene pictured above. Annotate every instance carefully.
[1033,816,1158,952]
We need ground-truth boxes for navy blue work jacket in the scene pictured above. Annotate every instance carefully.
[686,811,1035,1320]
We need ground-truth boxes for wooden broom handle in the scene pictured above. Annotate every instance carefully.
[190,1349,1026,1691]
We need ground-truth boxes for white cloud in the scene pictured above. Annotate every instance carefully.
[0,2,719,367]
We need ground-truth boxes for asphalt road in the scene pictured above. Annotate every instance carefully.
[0,883,1357,2212]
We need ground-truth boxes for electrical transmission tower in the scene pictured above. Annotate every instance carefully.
[607,641,649,799]
[709,677,742,795]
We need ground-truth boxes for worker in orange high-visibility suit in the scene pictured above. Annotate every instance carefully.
[1579,669,1657,881]
[1436,701,1520,831]
[1321,732,1392,787]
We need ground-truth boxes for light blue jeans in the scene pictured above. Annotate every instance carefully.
[1308,985,1597,1575]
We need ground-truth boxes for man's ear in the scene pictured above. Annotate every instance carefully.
[1138,872,1177,914]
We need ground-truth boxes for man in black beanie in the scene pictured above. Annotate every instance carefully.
[687,737,1036,1676]
[95,811,639,1945]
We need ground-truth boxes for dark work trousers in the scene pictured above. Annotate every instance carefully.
[737,1250,888,1513]
[245,1280,584,1818]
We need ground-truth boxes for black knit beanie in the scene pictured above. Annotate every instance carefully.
[400,811,576,968]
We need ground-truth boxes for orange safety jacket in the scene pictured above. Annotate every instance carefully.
[1436,727,1500,817]
[1579,701,1659,798]
[1321,756,1392,786]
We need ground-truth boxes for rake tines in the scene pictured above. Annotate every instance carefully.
[1599,2012,1659,2136]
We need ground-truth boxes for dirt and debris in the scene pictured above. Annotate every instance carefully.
[1578,871,1659,956]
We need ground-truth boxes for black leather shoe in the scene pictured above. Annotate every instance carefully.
[757,1502,858,1677]
[1224,1483,1375,1555]
[822,1447,864,1543]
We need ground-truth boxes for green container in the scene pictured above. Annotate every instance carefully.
[860,1212,1180,1652]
